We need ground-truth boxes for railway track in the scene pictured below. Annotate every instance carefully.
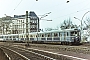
[1,45,57,60]
[1,46,30,60]
[25,43,90,54]
[0,42,90,60]
[8,43,90,60]
[2,42,90,54]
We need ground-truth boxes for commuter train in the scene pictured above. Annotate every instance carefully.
[0,28,81,45]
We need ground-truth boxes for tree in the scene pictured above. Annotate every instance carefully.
[60,18,78,30]
[85,18,90,36]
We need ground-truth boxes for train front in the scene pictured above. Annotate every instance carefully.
[70,29,81,44]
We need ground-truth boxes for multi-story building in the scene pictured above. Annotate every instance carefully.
[0,16,13,34]
[29,11,39,32]
[14,11,39,34]
[0,11,39,35]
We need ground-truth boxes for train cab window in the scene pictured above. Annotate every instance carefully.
[71,31,78,36]
[71,31,74,36]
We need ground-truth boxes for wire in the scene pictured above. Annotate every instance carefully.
[45,0,90,20]
[10,0,23,15]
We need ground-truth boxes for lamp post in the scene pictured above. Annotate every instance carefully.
[74,11,90,42]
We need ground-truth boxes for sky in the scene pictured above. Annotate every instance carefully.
[0,0,90,30]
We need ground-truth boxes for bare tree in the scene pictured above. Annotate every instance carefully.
[60,18,78,30]
[85,18,90,36]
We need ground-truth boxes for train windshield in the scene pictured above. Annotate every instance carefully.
[71,31,80,36]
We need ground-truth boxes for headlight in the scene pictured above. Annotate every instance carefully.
[76,37,78,38]
[72,38,74,39]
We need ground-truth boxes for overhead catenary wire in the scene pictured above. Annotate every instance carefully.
[43,0,90,20]
[10,0,23,15]
[7,0,90,22]
[9,0,90,19]
[53,1,90,19]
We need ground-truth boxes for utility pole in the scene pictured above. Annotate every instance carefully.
[26,11,29,46]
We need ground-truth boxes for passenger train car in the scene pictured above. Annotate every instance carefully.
[0,28,81,45]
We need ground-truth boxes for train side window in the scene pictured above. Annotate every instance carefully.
[36,35,37,37]
[54,33,58,37]
[30,35,33,37]
[71,31,74,36]
[42,34,44,37]
[13,36,15,38]
[59,33,60,37]
[10,36,12,38]
[48,34,50,37]
[38,34,40,37]
[26,35,28,38]
[47,33,51,37]
[67,32,69,36]
[24,35,25,38]
[64,32,66,36]
[75,31,77,34]
[60,33,62,37]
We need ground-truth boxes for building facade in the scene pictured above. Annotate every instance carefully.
[0,16,13,34]
[14,11,39,34]
[0,11,39,35]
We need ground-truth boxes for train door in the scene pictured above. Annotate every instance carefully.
[41,33,46,41]
[64,32,66,41]
[53,32,60,41]
[46,33,52,41]
[60,32,64,42]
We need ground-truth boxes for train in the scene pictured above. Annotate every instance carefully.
[0,28,81,45]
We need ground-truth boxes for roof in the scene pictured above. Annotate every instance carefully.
[29,28,80,34]
[29,11,37,17]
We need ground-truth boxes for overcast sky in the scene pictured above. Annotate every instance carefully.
[0,0,90,30]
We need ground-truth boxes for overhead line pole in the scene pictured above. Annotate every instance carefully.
[26,11,29,46]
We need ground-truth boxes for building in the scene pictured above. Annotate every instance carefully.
[13,11,39,34]
[29,11,39,32]
[0,11,39,35]
[0,16,13,34]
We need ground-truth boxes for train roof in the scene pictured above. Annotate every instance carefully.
[29,28,80,34]
[0,28,80,36]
